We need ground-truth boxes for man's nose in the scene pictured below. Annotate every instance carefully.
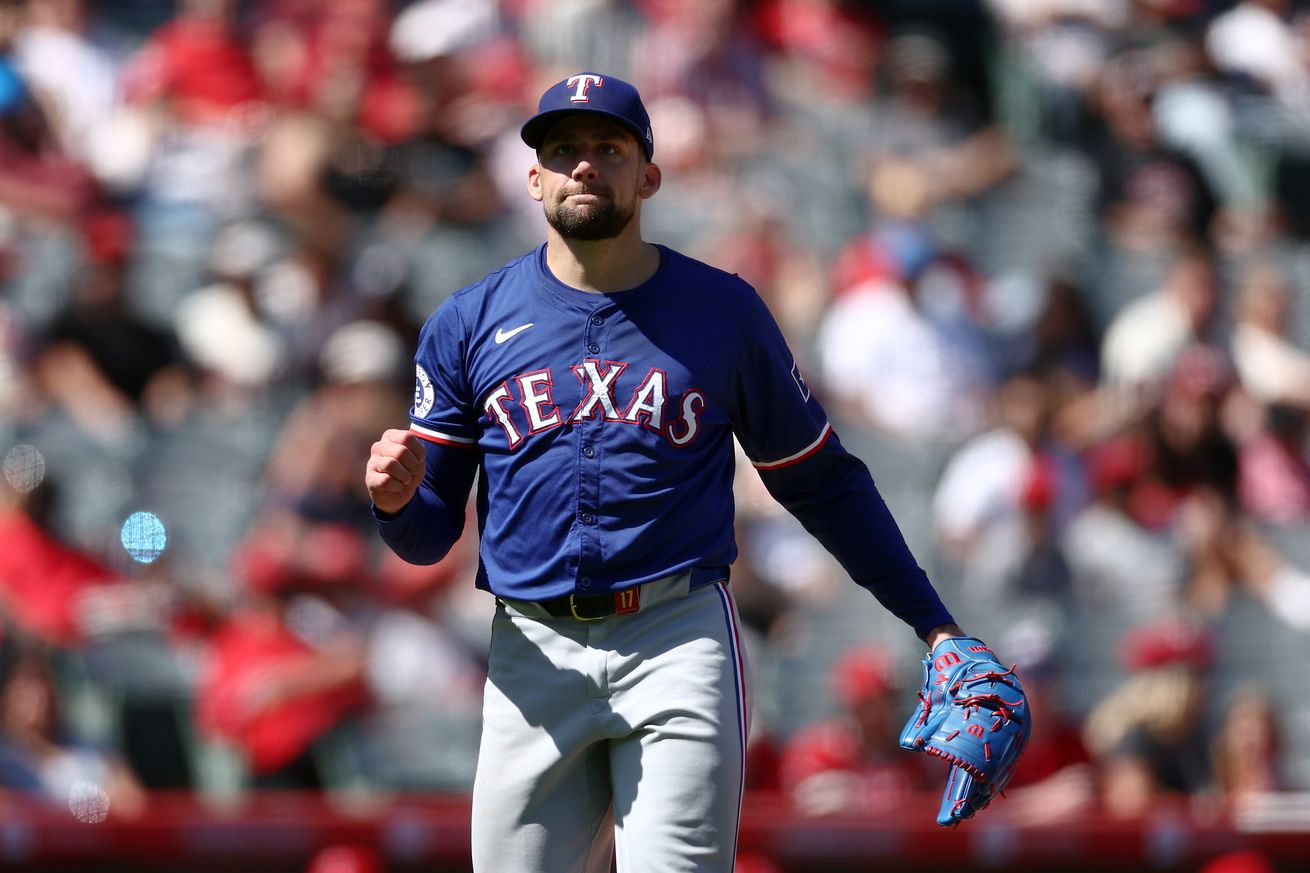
[572,159,599,181]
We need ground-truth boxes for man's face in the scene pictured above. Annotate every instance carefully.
[529,115,658,241]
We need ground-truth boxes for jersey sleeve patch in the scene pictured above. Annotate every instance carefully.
[413,364,436,417]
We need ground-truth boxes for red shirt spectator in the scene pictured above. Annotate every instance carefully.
[123,6,266,126]
[0,508,121,647]
[195,605,367,779]
[252,0,417,143]
[780,645,933,815]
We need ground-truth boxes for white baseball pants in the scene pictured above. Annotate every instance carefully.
[471,578,749,873]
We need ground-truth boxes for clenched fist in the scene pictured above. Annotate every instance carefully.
[366,429,427,515]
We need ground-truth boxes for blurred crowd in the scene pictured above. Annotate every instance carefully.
[2,0,1310,840]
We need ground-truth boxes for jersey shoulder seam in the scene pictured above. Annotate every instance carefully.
[661,245,754,293]
[447,251,538,340]
[448,250,536,305]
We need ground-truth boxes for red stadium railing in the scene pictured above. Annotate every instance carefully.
[1,790,1307,872]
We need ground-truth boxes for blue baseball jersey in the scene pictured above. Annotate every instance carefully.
[377,244,954,637]
[408,243,827,592]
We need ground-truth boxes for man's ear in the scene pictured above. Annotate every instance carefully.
[527,163,544,202]
[639,161,662,201]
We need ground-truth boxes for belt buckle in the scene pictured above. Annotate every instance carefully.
[569,594,604,621]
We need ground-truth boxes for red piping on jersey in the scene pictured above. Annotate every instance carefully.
[752,423,833,471]
[409,424,477,448]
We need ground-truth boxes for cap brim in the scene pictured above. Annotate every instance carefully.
[520,109,651,159]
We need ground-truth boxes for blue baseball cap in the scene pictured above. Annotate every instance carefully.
[520,72,654,160]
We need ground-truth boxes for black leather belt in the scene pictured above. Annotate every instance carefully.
[539,591,633,620]
[536,567,729,621]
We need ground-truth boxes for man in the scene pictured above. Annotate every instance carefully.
[366,72,1015,872]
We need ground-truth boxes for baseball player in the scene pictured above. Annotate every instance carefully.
[366,72,1028,872]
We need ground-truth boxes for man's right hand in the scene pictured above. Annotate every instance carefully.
[366,429,427,515]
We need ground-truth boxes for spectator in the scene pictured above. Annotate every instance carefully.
[1144,344,1242,518]
[122,0,265,129]
[0,0,95,223]
[1011,275,1103,386]
[631,0,773,161]
[992,620,1095,826]
[1237,402,1310,526]
[517,0,641,82]
[752,0,883,107]
[815,257,996,442]
[252,0,421,249]
[1230,258,1310,410]
[261,319,409,526]
[11,0,119,168]
[1061,431,1187,618]
[780,644,933,816]
[193,540,369,789]
[352,543,487,791]
[950,451,1078,620]
[864,28,1017,225]
[36,206,192,436]
[374,31,525,315]
[933,368,1087,564]
[1083,618,1215,819]
[191,571,372,786]
[0,644,147,818]
[174,264,286,393]
[1101,243,1223,403]
[983,0,1127,146]
[1211,683,1285,803]
[117,0,270,322]
[1065,405,1250,618]
[1080,49,1220,318]
[1205,0,1308,117]
[1228,521,1310,632]
[0,475,164,651]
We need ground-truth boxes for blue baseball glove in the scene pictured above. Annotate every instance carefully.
[899,637,1031,826]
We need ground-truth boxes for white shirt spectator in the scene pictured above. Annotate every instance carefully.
[1233,321,1310,406]
[1061,503,1186,619]
[1206,1,1310,115]
[817,280,990,441]
[14,21,119,164]
[1101,291,1192,395]
[934,428,1031,547]
[1229,263,1310,407]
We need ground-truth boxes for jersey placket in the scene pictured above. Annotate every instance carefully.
[575,304,614,593]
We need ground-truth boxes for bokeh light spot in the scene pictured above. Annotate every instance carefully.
[120,511,167,564]
[3,444,46,494]
[68,780,110,823]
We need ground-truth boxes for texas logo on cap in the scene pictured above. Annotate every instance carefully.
[520,72,654,159]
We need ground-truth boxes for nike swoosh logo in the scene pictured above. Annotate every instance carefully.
[495,323,534,344]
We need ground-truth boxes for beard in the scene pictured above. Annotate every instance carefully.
[545,189,636,241]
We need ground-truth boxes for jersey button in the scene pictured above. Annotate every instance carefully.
[587,342,600,354]
[582,446,596,459]
[580,512,596,525]
[591,315,604,326]
[580,577,592,588]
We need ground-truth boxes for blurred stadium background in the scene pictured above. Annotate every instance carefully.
[4,0,1310,871]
